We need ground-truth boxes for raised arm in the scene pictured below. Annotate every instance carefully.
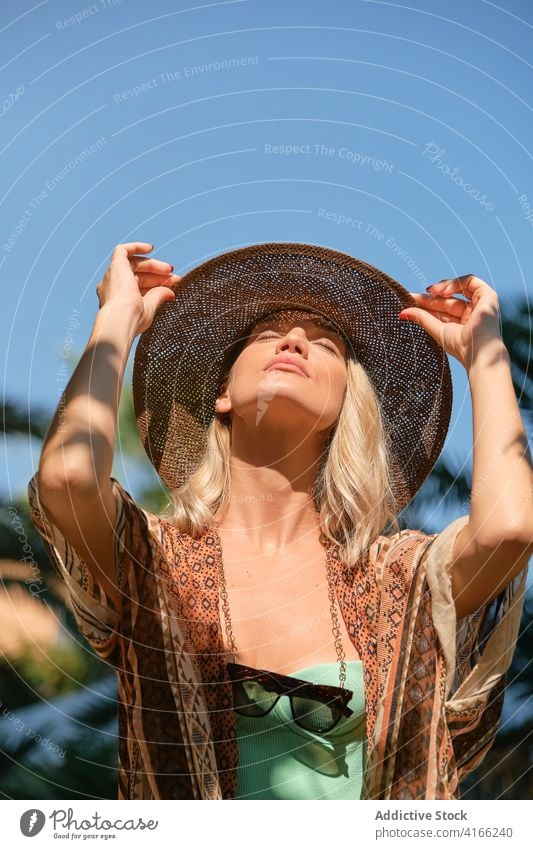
[400,275,533,619]
[36,242,180,608]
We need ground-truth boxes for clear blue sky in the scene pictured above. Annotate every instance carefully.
[2,0,532,512]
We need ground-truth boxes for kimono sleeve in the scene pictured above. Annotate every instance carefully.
[26,471,160,668]
[422,515,528,779]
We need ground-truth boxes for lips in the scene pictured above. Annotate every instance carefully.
[264,356,309,377]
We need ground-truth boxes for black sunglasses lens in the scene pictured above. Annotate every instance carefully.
[291,695,342,733]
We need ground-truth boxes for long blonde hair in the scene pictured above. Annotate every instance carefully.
[160,355,401,567]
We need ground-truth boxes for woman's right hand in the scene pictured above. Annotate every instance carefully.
[96,242,181,334]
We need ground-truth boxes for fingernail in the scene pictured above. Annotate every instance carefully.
[398,313,409,320]
[425,285,434,292]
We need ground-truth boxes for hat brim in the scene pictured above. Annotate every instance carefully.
[132,242,452,510]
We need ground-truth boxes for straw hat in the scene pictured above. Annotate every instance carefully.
[132,242,452,510]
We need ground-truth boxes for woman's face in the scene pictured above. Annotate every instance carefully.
[216,316,348,435]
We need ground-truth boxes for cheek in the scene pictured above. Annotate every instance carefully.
[332,376,348,410]
[225,352,263,402]
[317,361,347,396]
[231,350,261,382]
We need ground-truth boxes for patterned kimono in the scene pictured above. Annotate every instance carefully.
[27,473,527,800]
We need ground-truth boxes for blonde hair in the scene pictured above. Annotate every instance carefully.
[160,356,401,567]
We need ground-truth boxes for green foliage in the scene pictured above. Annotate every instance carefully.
[7,643,104,701]
[1,638,110,710]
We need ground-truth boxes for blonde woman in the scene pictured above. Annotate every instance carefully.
[28,241,532,800]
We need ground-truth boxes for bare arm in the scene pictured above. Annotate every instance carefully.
[451,336,533,618]
[36,242,180,609]
[403,275,533,620]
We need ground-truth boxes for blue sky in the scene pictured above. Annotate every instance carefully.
[2,0,532,517]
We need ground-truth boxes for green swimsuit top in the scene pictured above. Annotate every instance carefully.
[235,660,366,800]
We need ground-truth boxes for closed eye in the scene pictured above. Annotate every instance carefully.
[256,332,338,354]
[315,341,338,354]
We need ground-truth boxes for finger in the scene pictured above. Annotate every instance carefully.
[130,256,178,274]
[408,292,470,319]
[112,242,153,257]
[426,275,487,299]
[397,307,447,345]
[110,243,153,270]
[136,272,181,288]
[142,286,177,314]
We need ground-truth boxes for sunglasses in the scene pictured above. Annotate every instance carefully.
[226,661,354,734]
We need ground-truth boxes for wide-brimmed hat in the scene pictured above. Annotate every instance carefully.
[132,242,452,510]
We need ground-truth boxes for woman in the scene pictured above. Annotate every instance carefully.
[28,241,532,800]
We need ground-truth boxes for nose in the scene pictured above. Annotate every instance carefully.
[275,326,309,357]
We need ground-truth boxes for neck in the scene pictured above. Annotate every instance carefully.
[214,416,328,554]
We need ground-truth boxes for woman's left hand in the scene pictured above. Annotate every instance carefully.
[399,275,502,369]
